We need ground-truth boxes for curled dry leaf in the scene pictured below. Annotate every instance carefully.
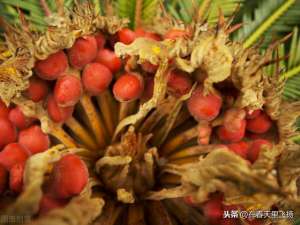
[263,66,286,120]
[0,20,34,105]
[148,149,288,211]
[251,143,283,174]
[35,1,128,60]
[230,43,265,110]
[277,101,300,142]
[115,38,171,65]
[96,127,158,202]
[0,59,30,105]
[179,31,233,94]
[278,143,300,195]
[117,188,135,204]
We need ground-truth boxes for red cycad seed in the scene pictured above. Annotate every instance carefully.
[24,77,49,102]
[135,28,146,36]
[0,165,7,194]
[34,51,68,80]
[223,108,246,132]
[18,125,50,155]
[82,63,113,95]
[54,75,83,107]
[68,36,98,69]
[118,28,136,44]
[39,194,68,215]
[227,141,249,159]
[246,109,261,119]
[141,61,158,73]
[135,28,161,41]
[9,162,25,193]
[113,73,144,102]
[0,143,29,170]
[0,118,17,148]
[47,95,74,123]
[49,154,88,199]
[217,119,246,143]
[94,32,106,49]
[164,29,188,40]
[9,107,35,130]
[187,86,222,121]
[246,112,272,134]
[0,99,10,118]
[248,139,272,163]
[94,49,122,73]
[167,70,192,97]
[202,194,224,225]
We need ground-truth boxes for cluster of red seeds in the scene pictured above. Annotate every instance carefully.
[0,99,50,195]
[0,101,87,214]
[187,85,273,163]
[185,84,273,225]
[26,27,194,125]
[0,26,275,221]
[0,28,192,214]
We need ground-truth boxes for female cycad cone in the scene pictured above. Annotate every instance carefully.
[0,1,298,225]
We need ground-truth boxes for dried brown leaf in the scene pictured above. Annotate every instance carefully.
[0,21,34,104]
[35,1,128,60]
[263,68,285,120]
[148,149,286,211]
[230,43,265,110]
[277,101,300,142]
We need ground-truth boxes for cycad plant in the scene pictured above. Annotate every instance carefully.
[0,1,300,225]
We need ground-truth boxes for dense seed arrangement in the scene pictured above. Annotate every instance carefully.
[0,2,299,225]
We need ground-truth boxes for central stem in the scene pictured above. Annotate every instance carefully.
[95,127,158,203]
